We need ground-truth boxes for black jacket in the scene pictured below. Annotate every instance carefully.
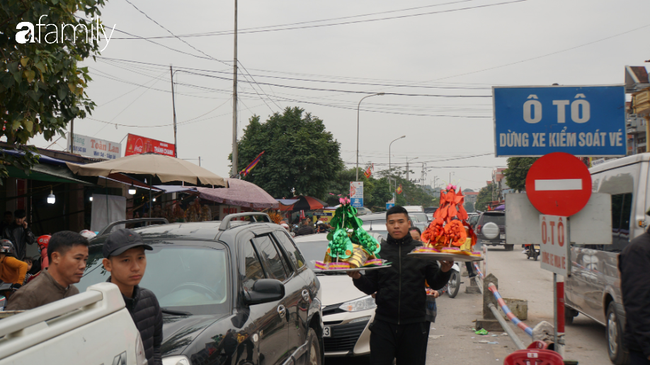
[2,223,35,260]
[353,234,451,325]
[107,278,163,365]
[619,231,650,358]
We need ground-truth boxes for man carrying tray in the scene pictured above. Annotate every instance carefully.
[348,205,453,365]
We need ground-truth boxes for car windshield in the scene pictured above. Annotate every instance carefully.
[482,214,505,225]
[410,213,428,223]
[78,243,230,315]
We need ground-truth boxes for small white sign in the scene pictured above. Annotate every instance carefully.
[350,181,363,208]
[69,133,121,160]
[539,215,569,276]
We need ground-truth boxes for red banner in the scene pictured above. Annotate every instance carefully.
[125,134,176,157]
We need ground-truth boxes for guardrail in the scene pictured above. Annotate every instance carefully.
[488,283,533,338]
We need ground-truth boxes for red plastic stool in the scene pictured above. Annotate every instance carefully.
[503,349,564,365]
[527,340,549,350]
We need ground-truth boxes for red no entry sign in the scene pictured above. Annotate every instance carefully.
[525,152,592,217]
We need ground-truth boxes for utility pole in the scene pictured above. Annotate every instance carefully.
[231,0,239,177]
[406,158,409,181]
[170,66,178,157]
[420,163,426,186]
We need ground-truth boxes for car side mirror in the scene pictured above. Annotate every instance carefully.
[244,279,285,305]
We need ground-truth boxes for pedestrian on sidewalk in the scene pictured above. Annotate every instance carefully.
[1,209,36,261]
[619,221,650,365]
[349,206,452,365]
[102,228,162,365]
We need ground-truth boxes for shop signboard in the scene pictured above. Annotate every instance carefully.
[69,133,121,159]
[125,133,176,157]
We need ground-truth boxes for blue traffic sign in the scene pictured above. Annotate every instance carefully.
[386,202,395,210]
[351,198,363,208]
[493,85,626,157]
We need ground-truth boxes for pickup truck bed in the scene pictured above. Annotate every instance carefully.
[0,283,146,365]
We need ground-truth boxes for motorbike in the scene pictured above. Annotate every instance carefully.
[446,262,462,298]
[525,244,540,261]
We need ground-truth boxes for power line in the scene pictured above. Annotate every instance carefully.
[111,0,525,39]
[122,0,280,115]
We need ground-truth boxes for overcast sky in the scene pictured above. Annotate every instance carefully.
[29,0,650,192]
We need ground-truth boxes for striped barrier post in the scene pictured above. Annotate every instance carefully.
[473,262,485,279]
[488,283,533,337]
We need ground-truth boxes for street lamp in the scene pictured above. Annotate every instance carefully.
[388,135,406,171]
[356,92,385,181]
[388,135,405,200]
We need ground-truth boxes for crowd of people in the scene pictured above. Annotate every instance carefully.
[0,209,162,365]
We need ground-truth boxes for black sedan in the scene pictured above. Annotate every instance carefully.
[77,214,324,365]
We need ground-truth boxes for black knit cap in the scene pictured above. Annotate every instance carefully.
[103,228,152,258]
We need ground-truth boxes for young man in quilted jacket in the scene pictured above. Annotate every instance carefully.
[102,228,162,365]
[349,205,453,365]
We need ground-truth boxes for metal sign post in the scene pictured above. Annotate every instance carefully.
[540,214,568,356]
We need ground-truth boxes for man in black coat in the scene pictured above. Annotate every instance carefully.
[2,209,35,260]
[619,227,650,365]
[102,229,163,365]
[348,205,452,365]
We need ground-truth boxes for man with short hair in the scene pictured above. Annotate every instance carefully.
[349,205,452,365]
[7,231,88,310]
[102,228,162,365]
[2,209,36,260]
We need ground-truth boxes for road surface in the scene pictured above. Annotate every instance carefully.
[326,245,610,365]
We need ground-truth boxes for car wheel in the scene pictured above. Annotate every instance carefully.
[504,244,514,251]
[447,271,460,298]
[606,303,629,365]
[306,328,322,365]
[565,306,578,325]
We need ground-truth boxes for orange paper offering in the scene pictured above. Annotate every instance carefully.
[415,184,478,256]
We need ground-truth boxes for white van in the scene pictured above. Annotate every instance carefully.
[565,153,650,365]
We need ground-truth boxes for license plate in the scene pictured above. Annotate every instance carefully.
[323,326,331,338]
[500,234,505,239]
[533,245,540,249]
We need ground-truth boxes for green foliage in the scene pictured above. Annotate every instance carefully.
[235,107,344,198]
[503,157,538,192]
[464,201,475,213]
[326,167,437,211]
[475,184,498,211]
[0,0,106,179]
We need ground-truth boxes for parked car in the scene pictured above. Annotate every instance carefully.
[293,234,374,361]
[358,213,389,240]
[468,212,480,228]
[564,154,650,365]
[77,213,324,365]
[475,211,511,250]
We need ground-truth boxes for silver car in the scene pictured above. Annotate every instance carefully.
[294,234,375,360]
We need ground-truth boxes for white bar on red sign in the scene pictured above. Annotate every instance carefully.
[534,179,582,191]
